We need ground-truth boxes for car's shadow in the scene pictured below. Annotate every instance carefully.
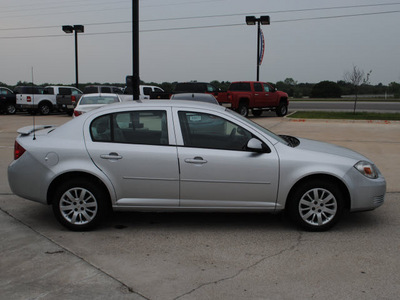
[104,211,291,232]
[28,204,383,233]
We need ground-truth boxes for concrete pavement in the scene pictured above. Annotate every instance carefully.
[1,113,399,299]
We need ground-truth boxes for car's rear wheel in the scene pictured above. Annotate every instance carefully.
[6,104,16,115]
[39,103,51,115]
[287,180,344,231]
[238,103,249,117]
[52,179,108,231]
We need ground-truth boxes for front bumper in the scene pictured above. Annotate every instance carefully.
[346,167,386,212]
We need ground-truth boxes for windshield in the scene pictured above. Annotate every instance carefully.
[226,109,289,145]
[80,95,119,105]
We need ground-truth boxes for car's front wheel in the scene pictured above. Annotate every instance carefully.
[287,180,344,231]
[276,102,288,117]
[52,179,108,231]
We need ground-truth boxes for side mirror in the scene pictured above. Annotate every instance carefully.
[246,138,270,153]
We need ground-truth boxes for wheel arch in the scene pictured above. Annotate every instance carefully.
[47,171,112,209]
[279,96,288,105]
[38,99,53,108]
[286,174,351,210]
[238,97,250,106]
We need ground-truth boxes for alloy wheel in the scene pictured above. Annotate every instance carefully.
[59,187,98,225]
[298,188,337,226]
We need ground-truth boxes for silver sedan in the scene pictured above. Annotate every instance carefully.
[8,101,386,231]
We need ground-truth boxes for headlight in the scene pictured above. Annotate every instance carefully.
[354,161,379,179]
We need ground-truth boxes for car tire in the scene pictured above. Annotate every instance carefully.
[52,179,108,231]
[287,180,344,231]
[252,109,262,117]
[238,103,249,117]
[276,102,288,117]
[39,103,51,115]
[6,104,16,115]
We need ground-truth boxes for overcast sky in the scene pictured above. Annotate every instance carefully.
[1,0,400,86]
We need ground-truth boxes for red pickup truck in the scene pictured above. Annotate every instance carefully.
[216,81,289,117]
[153,81,289,117]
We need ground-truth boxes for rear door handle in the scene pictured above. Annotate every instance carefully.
[184,156,207,164]
[100,152,123,160]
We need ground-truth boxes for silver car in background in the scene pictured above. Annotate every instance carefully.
[170,93,219,105]
[8,101,386,231]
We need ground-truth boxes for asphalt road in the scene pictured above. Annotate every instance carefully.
[1,114,399,299]
[289,101,400,112]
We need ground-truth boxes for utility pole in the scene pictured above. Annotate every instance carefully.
[132,0,140,100]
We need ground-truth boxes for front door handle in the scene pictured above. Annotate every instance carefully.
[184,156,207,164]
[100,152,123,160]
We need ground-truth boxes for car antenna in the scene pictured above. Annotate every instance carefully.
[31,67,36,140]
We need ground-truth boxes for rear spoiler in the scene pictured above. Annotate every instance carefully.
[17,125,56,136]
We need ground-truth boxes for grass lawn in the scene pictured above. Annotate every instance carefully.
[288,111,400,121]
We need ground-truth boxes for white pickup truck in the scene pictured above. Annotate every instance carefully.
[122,85,164,100]
[15,85,81,115]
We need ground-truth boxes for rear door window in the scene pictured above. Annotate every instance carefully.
[229,83,251,91]
[91,110,169,146]
[254,83,263,92]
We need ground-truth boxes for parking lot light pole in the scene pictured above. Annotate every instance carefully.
[132,0,140,100]
[246,16,270,81]
[62,25,84,88]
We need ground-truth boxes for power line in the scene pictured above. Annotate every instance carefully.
[0,0,126,13]
[1,9,400,39]
[1,2,400,31]
[0,0,225,18]
[274,9,400,23]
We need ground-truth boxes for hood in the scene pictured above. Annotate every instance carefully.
[296,137,369,162]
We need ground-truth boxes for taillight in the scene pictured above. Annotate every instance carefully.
[71,95,76,104]
[73,110,82,117]
[27,96,32,102]
[14,141,26,160]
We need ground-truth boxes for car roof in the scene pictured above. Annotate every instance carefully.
[92,99,226,114]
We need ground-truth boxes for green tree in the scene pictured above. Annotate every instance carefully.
[276,78,298,97]
[310,81,342,98]
[388,82,400,98]
[344,65,372,113]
